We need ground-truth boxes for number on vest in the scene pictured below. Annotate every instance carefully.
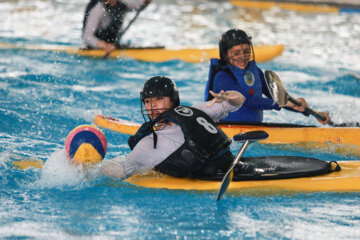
[196,117,218,134]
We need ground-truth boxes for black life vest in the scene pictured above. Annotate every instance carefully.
[128,106,233,178]
[83,0,128,45]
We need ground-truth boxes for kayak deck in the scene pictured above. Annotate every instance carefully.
[126,161,360,192]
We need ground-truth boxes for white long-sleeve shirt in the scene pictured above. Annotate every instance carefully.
[103,101,240,179]
[83,0,146,48]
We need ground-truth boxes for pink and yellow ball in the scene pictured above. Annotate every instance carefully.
[65,125,107,164]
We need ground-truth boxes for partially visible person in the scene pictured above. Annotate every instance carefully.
[82,0,151,53]
[204,28,330,125]
[101,76,245,180]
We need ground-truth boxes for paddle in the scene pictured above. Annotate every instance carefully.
[216,130,269,201]
[117,3,149,42]
[264,70,336,125]
[104,2,149,58]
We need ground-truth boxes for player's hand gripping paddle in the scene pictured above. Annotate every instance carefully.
[264,70,334,125]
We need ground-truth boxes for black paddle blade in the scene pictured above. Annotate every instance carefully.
[233,131,269,142]
[264,70,289,106]
[216,169,234,201]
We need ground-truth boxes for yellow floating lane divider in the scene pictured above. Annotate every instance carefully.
[230,0,339,13]
[0,42,284,63]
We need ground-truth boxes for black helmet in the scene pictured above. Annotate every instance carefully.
[141,76,180,107]
[219,29,253,62]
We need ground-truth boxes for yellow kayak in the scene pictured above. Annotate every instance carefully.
[125,161,360,193]
[230,0,339,13]
[0,42,284,63]
[11,158,360,193]
[94,115,360,156]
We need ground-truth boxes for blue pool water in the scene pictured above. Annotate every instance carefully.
[1,0,360,239]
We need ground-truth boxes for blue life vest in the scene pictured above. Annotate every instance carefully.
[205,59,280,122]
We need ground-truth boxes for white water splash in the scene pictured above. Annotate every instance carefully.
[36,149,87,188]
